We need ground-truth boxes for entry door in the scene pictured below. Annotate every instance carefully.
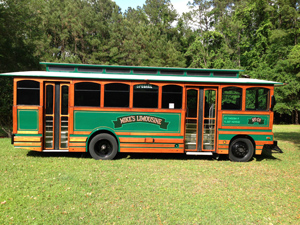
[185,87,217,151]
[44,83,69,150]
[201,88,217,151]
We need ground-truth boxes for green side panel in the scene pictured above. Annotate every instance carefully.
[74,111,181,133]
[219,134,273,141]
[222,114,269,127]
[17,110,39,131]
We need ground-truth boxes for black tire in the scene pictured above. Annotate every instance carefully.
[229,138,254,162]
[89,133,118,160]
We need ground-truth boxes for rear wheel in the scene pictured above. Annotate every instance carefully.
[229,138,254,162]
[89,133,118,160]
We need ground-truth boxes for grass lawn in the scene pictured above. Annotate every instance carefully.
[0,125,299,224]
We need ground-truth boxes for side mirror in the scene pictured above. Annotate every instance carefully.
[271,95,276,111]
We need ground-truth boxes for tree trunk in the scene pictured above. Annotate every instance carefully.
[295,109,299,125]
[1,127,12,138]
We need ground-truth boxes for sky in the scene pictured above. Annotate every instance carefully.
[113,0,191,16]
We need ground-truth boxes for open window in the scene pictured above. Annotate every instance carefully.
[74,82,100,107]
[17,80,40,105]
[162,85,182,109]
[246,87,270,111]
[221,87,242,110]
[104,83,130,107]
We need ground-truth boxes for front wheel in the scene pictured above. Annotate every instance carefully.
[89,133,118,160]
[229,138,254,162]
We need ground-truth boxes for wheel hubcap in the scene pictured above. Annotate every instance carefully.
[95,140,112,157]
[232,141,249,158]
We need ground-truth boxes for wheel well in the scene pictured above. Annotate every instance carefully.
[87,130,119,152]
[229,135,256,152]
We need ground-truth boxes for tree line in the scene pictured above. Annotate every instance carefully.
[0,0,299,135]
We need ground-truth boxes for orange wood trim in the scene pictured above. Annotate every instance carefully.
[255,141,273,145]
[145,138,154,143]
[221,110,272,116]
[38,106,43,134]
[119,148,184,153]
[69,81,74,107]
[39,80,44,107]
[255,150,262,155]
[120,143,184,148]
[13,79,17,106]
[73,131,91,135]
[202,88,218,150]
[13,106,17,134]
[115,132,182,136]
[44,83,55,149]
[17,131,39,134]
[242,87,246,111]
[69,142,86,147]
[14,137,42,142]
[100,83,104,108]
[15,106,40,110]
[16,146,42,152]
[129,83,133,108]
[218,144,229,147]
[184,149,197,152]
[69,147,86,152]
[218,131,273,135]
[14,77,72,83]
[219,126,272,130]
[217,149,229,154]
[158,86,162,109]
[119,137,184,143]
[220,110,271,115]
[14,142,41,146]
[218,140,230,144]
[69,137,87,142]
[72,107,183,113]
[69,107,74,135]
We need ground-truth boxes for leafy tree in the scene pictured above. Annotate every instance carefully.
[185,31,233,68]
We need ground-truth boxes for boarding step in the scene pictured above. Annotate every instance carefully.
[186,152,213,156]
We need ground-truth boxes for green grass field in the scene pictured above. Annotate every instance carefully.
[0,125,299,224]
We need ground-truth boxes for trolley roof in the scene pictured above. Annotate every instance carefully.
[0,62,283,85]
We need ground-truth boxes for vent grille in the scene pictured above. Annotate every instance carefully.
[106,68,131,73]
[78,67,103,73]
[48,66,75,72]
[186,71,210,76]
[133,69,157,75]
[160,70,184,75]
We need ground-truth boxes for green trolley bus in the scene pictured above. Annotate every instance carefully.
[1,62,283,162]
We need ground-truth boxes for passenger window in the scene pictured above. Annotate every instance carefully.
[162,85,182,109]
[74,82,100,107]
[104,83,130,107]
[133,84,158,108]
[246,88,270,110]
[17,80,40,105]
[222,87,242,110]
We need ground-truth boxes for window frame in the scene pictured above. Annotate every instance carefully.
[245,87,270,111]
[16,80,40,106]
[221,86,243,111]
[104,82,130,108]
[74,81,101,107]
[161,84,183,109]
[133,83,159,109]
